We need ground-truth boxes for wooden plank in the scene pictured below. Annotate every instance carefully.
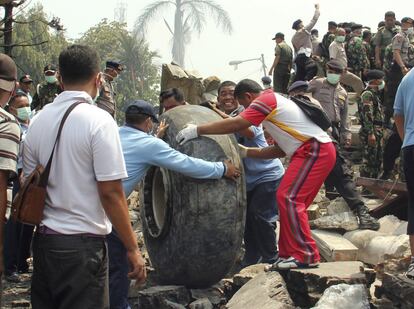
[312,230,358,262]
[356,177,407,198]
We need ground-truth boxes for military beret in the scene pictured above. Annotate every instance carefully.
[261,76,272,85]
[106,60,124,71]
[377,21,385,28]
[328,21,338,28]
[43,64,56,73]
[288,81,308,93]
[326,59,345,72]
[292,19,302,30]
[351,23,363,31]
[272,32,284,40]
[401,17,413,24]
[366,70,385,81]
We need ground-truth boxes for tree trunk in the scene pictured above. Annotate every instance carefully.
[172,1,185,67]
[3,3,14,56]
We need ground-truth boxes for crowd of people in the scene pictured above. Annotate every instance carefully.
[0,4,413,309]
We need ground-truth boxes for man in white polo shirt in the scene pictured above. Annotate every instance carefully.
[23,45,146,309]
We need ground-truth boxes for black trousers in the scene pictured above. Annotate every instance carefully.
[403,145,414,234]
[107,230,130,309]
[243,179,280,266]
[31,233,109,309]
[273,64,290,94]
[294,54,317,82]
[384,63,404,126]
[383,127,403,174]
[324,144,364,210]
[4,175,34,275]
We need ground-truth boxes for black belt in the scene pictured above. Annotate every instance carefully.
[373,121,383,126]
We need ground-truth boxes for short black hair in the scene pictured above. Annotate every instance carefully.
[9,90,28,106]
[58,44,100,85]
[218,80,236,95]
[159,88,184,104]
[234,79,263,99]
[385,11,395,18]
[362,30,372,39]
[125,113,150,125]
[311,29,318,35]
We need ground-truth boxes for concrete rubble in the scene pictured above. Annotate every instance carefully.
[312,284,370,309]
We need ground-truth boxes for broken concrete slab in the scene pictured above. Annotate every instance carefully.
[282,261,367,307]
[133,285,191,309]
[307,204,321,221]
[375,273,414,308]
[310,212,359,231]
[344,230,410,265]
[226,272,294,309]
[312,230,358,262]
[312,284,370,309]
[190,286,225,307]
[378,215,406,235]
[232,263,269,287]
[326,198,351,215]
[189,298,213,309]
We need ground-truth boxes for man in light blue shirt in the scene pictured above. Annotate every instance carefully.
[108,99,240,309]
[216,81,284,266]
[394,69,414,280]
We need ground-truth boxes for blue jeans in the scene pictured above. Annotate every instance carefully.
[107,230,131,309]
[243,179,281,266]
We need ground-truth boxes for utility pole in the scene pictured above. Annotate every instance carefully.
[114,1,127,24]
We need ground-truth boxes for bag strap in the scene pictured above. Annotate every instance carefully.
[39,101,85,187]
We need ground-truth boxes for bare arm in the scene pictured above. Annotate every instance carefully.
[97,180,146,284]
[269,55,280,75]
[247,144,286,159]
[197,116,253,136]
[375,46,381,66]
[394,114,405,140]
[393,50,406,69]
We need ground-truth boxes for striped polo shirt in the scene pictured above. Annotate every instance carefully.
[240,91,331,156]
[0,107,20,178]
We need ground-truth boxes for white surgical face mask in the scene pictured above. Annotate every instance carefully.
[45,75,57,83]
[336,36,346,43]
[326,73,341,85]
[17,106,31,121]
[405,27,414,35]
[378,81,385,91]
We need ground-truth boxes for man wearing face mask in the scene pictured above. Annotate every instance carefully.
[31,64,62,112]
[289,78,380,230]
[3,90,34,284]
[346,24,370,79]
[96,60,124,119]
[329,28,364,95]
[357,70,386,179]
[291,3,320,82]
[0,53,20,306]
[18,75,33,105]
[108,100,240,308]
[385,17,414,128]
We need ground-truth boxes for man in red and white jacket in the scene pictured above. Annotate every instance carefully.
[177,79,336,269]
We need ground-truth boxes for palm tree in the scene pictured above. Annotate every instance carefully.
[135,0,233,67]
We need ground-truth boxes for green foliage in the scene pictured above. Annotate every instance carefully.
[7,3,69,85]
[77,19,161,122]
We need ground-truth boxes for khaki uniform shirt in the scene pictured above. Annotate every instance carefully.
[291,9,320,55]
[329,41,348,69]
[375,26,400,56]
[275,41,293,66]
[307,77,351,141]
[392,32,410,63]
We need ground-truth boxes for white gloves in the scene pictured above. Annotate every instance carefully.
[176,124,198,145]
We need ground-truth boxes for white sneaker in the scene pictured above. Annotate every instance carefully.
[272,256,319,270]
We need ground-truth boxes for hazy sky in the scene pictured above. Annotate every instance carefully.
[33,0,414,83]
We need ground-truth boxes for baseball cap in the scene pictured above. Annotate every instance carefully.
[0,53,17,92]
[124,100,159,123]
[19,74,33,83]
[43,64,56,73]
[272,32,284,40]
[288,81,308,93]
[106,60,124,72]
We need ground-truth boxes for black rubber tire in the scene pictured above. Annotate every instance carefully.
[140,105,246,288]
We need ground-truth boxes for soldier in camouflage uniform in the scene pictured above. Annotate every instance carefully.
[269,32,293,94]
[362,30,374,69]
[346,24,370,78]
[31,65,62,112]
[96,60,124,119]
[358,70,386,178]
[374,11,399,68]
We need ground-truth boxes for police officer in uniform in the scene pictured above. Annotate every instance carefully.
[358,70,386,179]
[31,64,62,112]
[268,32,293,94]
[384,17,413,127]
[96,60,124,118]
[295,67,380,230]
[375,11,399,68]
